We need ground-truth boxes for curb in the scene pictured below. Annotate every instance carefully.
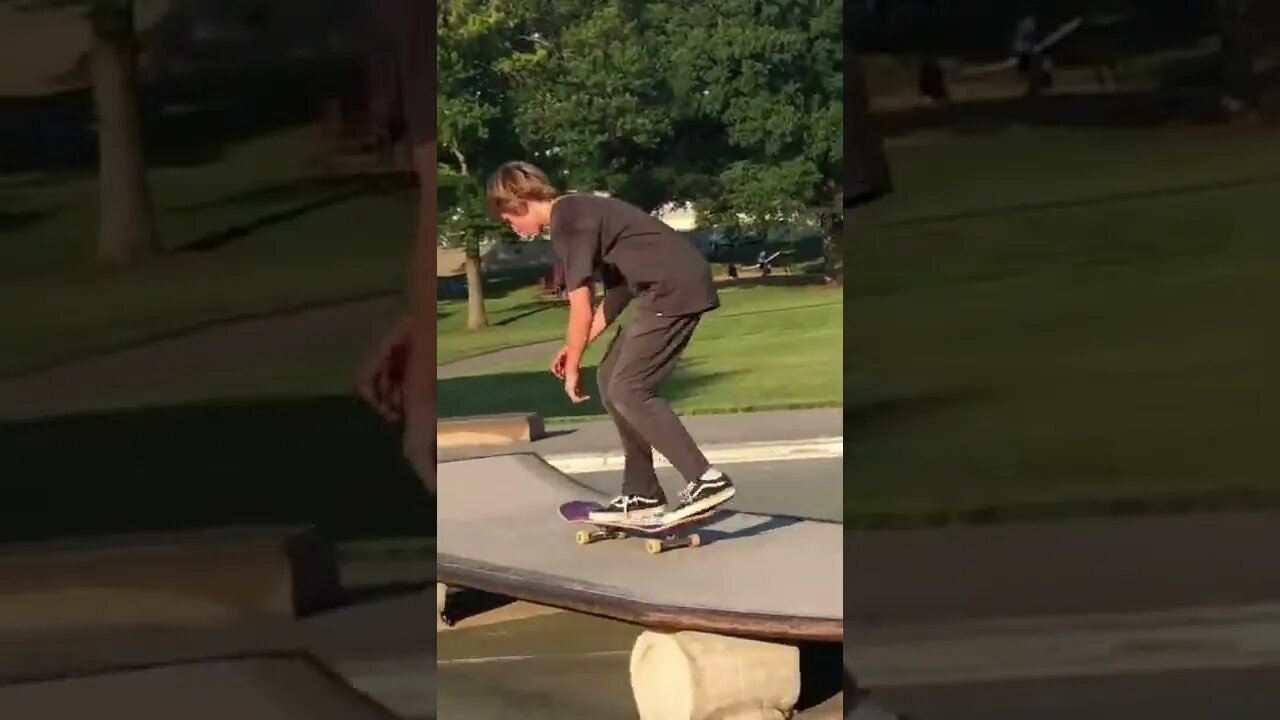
[542,436,843,475]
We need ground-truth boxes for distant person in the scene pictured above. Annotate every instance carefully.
[1012,14,1037,73]
[756,248,782,276]
[486,161,737,524]
[1012,14,1053,96]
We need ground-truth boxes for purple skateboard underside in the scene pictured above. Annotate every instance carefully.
[557,500,716,534]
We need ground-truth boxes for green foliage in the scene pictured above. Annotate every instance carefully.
[437,0,524,250]
[437,0,843,233]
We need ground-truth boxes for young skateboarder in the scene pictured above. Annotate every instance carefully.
[487,161,736,523]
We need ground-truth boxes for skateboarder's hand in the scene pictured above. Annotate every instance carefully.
[549,345,570,379]
[563,367,591,404]
[357,316,411,421]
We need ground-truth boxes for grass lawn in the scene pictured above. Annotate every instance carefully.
[0,126,415,377]
[438,281,843,422]
[1,125,428,546]
[846,126,1279,526]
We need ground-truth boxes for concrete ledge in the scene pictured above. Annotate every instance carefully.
[437,412,546,449]
[0,526,341,635]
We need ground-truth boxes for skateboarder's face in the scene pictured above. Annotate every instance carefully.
[500,204,543,238]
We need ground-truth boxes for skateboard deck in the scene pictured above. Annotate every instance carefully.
[558,500,722,554]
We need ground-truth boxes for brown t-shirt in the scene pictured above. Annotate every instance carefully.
[549,194,719,317]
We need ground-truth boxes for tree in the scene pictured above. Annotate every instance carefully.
[9,0,161,265]
[437,0,525,330]
[652,0,844,280]
[498,0,685,208]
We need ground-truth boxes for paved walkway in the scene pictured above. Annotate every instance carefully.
[0,297,400,420]
[439,407,843,463]
[438,340,561,379]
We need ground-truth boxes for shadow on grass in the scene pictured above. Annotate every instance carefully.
[1,396,432,544]
[439,362,732,420]
[845,392,990,439]
[177,183,399,253]
[172,172,410,212]
[494,301,562,327]
[876,87,1228,137]
[446,265,553,303]
[0,58,366,174]
[0,209,50,234]
[713,273,830,290]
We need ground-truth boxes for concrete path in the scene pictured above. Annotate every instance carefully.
[439,407,843,464]
[0,296,400,420]
[573,458,844,522]
[438,340,561,379]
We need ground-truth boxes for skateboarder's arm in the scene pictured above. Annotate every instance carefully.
[588,283,632,342]
[564,285,594,369]
[549,212,608,367]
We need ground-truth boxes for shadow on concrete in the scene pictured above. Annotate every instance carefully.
[439,587,519,626]
[797,641,845,712]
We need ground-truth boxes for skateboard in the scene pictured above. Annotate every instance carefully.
[558,500,721,555]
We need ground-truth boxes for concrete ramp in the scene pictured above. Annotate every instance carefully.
[437,453,842,641]
[0,652,399,720]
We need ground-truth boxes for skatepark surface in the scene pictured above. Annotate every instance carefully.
[437,453,842,640]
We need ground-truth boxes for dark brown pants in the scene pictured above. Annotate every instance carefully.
[596,310,711,499]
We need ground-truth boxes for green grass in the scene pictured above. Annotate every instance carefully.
[438,282,843,421]
[0,126,414,377]
[0,125,430,545]
[436,273,569,367]
[846,126,1279,526]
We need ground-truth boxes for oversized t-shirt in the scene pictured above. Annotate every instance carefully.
[549,194,719,317]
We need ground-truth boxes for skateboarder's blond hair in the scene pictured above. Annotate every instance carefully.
[486,161,560,217]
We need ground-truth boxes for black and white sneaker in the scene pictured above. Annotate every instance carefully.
[666,473,735,521]
[588,495,666,523]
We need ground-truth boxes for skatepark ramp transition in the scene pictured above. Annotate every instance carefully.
[0,652,400,720]
[437,453,842,641]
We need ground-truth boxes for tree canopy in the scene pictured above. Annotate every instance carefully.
[437,0,844,249]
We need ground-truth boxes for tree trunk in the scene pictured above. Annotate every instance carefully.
[88,15,160,266]
[464,251,488,330]
[824,214,844,286]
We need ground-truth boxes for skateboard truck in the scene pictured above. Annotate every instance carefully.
[574,527,704,554]
[560,500,717,555]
